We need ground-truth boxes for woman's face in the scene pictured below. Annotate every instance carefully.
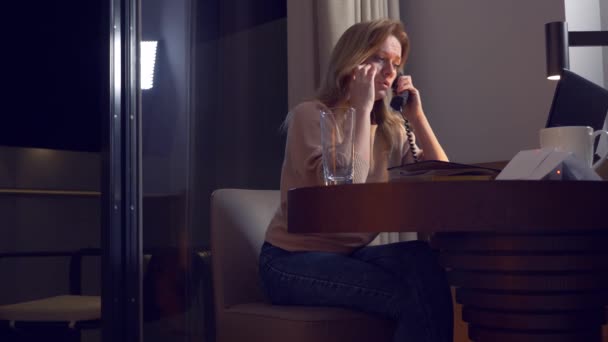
[365,35,402,101]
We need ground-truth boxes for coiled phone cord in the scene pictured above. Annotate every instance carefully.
[403,118,419,163]
[390,84,419,163]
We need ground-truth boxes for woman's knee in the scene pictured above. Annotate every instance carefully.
[388,240,442,271]
[405,240,435,254]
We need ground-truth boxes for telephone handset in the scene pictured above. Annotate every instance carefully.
[389,73,418,162]
[389,74,409,112]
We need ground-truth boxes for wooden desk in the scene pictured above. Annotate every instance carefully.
[288,181,608,342]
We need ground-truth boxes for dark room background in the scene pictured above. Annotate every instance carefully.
[1,1,106,152]
[0,0,287,341]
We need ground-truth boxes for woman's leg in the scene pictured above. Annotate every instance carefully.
[259,242,449,342]
[351,240,453,342]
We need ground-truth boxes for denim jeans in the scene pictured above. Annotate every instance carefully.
[258,240,453,342]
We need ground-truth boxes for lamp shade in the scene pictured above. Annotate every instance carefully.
[545,22,569,80]
[141,41,158,90]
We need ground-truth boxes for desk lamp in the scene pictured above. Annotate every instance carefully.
[545,21,608,80]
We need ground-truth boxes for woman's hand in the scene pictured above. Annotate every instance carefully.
[348,64,377,117]
[392,75,423,120]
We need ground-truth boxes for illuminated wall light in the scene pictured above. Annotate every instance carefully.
[545,21,608,81]
[141,41,158,90]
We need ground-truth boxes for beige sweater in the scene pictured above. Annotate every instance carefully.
[265,101,419,254]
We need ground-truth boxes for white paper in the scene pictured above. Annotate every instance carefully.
[496,149,554,180]
[496,149,601,180]
[528,150,571,179]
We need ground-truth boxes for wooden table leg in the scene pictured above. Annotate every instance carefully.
[432,231,608,342]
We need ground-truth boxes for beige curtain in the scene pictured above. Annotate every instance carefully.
[287,0,401,108]
[287,0,416,244]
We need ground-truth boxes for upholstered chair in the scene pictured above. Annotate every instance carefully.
[210,188,393,342]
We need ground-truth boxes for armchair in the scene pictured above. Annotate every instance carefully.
[210,188,393,342]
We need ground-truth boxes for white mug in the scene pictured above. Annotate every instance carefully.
[540,126,608,170]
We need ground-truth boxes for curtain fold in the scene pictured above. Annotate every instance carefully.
[287,0,414,244]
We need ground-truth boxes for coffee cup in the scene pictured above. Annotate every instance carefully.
[539,126,608,170]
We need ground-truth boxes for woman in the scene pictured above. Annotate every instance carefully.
[259,19,453,342]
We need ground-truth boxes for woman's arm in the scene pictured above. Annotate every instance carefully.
[407,109,448,161]
[394,75,448,162]
[348,64,377,173]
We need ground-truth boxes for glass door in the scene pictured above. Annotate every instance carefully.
[101,0,289,340]
[103,0,141,341]
[139,0,287,341]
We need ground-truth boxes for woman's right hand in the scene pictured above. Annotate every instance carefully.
[348,64,377,116]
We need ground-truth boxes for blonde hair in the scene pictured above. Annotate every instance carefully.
[317,18,410,147]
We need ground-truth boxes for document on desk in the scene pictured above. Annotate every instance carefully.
[388,160,500,182]
[496,149,601,180]
[496,149,556,180]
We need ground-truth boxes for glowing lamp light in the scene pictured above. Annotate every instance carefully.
[545,21,608,81]
[141,41,158,90]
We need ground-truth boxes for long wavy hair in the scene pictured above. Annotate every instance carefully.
[317,18,410,147]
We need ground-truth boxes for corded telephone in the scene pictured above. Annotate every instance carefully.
[390,73,418,162]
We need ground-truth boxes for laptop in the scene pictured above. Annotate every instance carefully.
[546,69,608,131]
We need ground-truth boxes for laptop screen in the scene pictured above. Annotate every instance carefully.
[546,69,608,131]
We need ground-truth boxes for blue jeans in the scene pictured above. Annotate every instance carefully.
[258,240,453,342]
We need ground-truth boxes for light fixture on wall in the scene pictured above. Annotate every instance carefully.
[141,41,158,90]
[545,21,608,81]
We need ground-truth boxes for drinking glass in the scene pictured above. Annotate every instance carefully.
[320,107,355,185]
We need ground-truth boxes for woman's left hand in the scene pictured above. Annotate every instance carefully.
[392,75,423,120]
